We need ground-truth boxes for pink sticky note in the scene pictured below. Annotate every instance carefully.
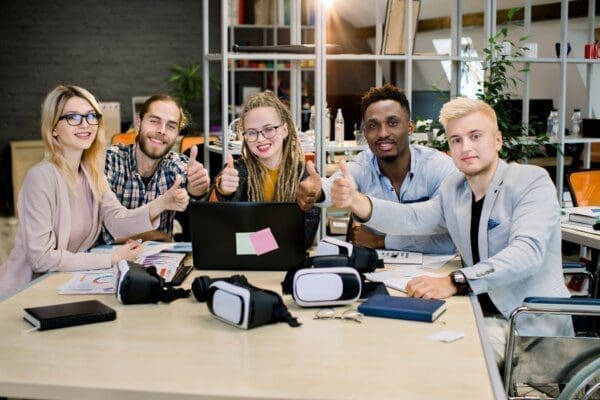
[249,228,279,256]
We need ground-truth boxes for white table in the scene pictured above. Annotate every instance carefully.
[0,266,502,400]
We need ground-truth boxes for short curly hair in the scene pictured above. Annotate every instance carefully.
[361,83,410,119]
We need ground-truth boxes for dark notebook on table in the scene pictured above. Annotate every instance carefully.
[23,300,116,331]
[189,202,306,270]
[358,294,446,323]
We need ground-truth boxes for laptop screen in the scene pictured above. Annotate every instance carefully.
[189,202,307,270]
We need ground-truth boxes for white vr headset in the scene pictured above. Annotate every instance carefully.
[290,266,362,307]
[192,275,300,330]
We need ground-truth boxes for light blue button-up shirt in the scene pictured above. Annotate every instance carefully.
[320,145,457,254]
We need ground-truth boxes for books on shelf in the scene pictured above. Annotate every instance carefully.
[23,300,116,331]
[567,207,600,225]
[358,294,446,323]
[381,0,421,55]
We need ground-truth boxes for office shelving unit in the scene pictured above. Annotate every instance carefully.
[202,0,599,204]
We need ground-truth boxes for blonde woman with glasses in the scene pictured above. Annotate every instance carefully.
[213,91,320,248]
[0,85,189,298]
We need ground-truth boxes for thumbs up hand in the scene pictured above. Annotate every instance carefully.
[162,175,190,212]
[217,154,239,195]
[296,160,322,211]
[186,145,210,197]
[330,159,358,209]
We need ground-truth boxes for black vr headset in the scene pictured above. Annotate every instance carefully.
[281,245,383,307]
[116,261,190,304]
[192,275,300,330]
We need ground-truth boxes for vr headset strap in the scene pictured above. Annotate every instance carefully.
[266,288,301,327]
[145,266,191,303]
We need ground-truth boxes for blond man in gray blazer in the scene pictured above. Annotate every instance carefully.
[330,97,572,364]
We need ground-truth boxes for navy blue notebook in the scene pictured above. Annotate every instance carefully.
[357,294,446,322]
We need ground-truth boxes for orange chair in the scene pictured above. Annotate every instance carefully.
[111,130,137,145]
[568,169,600,207]
[180,136,205,154]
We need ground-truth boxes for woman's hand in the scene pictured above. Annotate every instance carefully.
[111,239,142,265]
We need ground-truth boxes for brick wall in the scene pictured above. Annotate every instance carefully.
[0,0,214,215]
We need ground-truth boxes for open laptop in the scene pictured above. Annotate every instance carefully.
[189,202,307,270]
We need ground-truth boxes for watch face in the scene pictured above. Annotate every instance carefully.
[452,271,466,284]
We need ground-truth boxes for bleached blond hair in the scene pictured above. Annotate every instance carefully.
[439,97,498,131]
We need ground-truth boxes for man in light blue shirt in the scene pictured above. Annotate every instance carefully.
[297,84,456,254]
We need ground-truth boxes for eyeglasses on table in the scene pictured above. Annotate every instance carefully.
[313,308,363,323]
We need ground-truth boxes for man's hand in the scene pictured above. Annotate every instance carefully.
[186,145,210,197]
[162,175,190,212]
[218,155,239,195]
[111,239,142,265]
[348,223,385,248]
[405,276,457,299]
[329,159,373,221]
[296,160,322,211]
[330,159,358,209]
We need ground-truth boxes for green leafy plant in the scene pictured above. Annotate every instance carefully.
[478,7,549,161]
[167,62,203,108]
[418,8,549,161]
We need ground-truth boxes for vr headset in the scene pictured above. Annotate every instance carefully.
[192,275,300,330]
[116,260,190,304]
[314,239,384,274]
[282,246,382,307]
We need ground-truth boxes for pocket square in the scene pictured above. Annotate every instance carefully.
[487,219,500,230]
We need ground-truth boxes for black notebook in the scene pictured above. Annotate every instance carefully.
[23,300,116,331]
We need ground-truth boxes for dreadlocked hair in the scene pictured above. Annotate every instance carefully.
[239,92,305,202]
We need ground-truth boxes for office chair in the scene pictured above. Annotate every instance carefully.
[566,169,600,294]
[567,169,600,207]
[111,130,137,145]
[180,136,206,155]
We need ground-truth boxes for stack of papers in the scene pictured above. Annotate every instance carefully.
[376,250,423,265]
[365,267,444,293]
[91,241,191,257]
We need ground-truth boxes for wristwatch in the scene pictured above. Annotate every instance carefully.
[449,270,470,295]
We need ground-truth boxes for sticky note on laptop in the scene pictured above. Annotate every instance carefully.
[250,228,279,255]
[235,232,256,255]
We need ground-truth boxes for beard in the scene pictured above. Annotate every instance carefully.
[137,130,176,160]
[380,154,399,163]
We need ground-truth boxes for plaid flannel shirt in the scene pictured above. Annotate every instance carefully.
[99,143,189,244]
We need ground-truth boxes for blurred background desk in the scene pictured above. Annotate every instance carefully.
[0,266,502,400]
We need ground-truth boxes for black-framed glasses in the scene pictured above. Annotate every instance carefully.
[242,124,282,142]
[58,112,102,126]
[313,308,363,323]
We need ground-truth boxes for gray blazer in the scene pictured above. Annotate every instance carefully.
[367,160,572,337]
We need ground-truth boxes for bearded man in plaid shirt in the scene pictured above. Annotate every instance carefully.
[100,94,210,244]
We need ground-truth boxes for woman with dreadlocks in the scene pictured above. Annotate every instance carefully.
[213,91,320,248]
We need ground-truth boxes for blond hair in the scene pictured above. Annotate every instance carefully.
[41,85,108,199]
[239,92,304,201]
[439,97,498,130]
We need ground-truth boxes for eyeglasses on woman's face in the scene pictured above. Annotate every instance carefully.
[313,308,363,323]
[58,112,102,126]
[242,124,282,143]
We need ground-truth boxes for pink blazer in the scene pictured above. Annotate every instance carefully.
[0,160,156,297]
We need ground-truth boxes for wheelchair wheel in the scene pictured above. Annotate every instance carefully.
[558,357,600,400]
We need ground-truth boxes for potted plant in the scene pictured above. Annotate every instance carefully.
[418,8,549,162]
[167,62,203,108]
